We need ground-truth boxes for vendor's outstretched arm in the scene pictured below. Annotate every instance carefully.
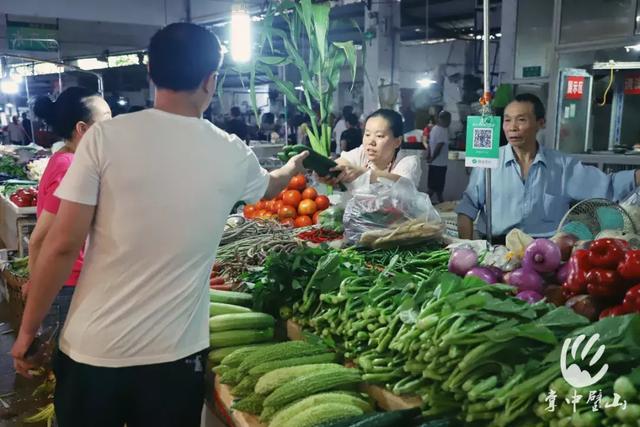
[457,214,474,240]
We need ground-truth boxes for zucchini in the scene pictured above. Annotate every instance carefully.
[209,312,275,332]
[209,302,251,316]
[269,392,373,427]
[209,289,252,306]
[278,403,364,427]
[263,368,362,410]
[209,328,273,348]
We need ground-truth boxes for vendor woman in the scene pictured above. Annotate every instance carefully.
[456,93,640,241]
[326,109,421,187]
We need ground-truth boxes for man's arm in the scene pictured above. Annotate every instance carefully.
[24,212,56,297]
[12,201,94,376]
[431,142,445,162]
[455,168,483,239]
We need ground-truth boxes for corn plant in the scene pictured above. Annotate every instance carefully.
[234,0,357,157]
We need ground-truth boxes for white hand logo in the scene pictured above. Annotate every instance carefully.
[560,333,609,389]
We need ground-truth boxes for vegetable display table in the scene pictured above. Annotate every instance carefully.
[286,320,422,412]
[214,376,266,427]
[0,194,36,252]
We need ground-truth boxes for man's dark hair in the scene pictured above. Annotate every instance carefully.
[438,111,451,122]
[261,112,275,125]
[230,106,241,117]
[21,112,27,119]
[512,93,546,120]
[345,113,359,127]
[342,105,354,117]
[148,23,223,91]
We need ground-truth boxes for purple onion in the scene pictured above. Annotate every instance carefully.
[486,266,504,283]
[522,239,562,273]
[508,268,544,294]
[516,290,544,303]
[448,248,478,276]
[465,267,498,284]
[556,262,571,285]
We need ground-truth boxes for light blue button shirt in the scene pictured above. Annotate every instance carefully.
[455,144,637,237]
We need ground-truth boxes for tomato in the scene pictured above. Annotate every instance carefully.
[315,195,330,211]
[294,215,313,228]
[298,199,317,216]
[280,217,295,227]
[266,200,277,213]
[273,200,284,213]
[288,174,307,191]
[301,187,318,200]
[243,205,257,219]
[256,209,273,219]
[278,205,297,220]
[256,200,268,210]
[276,190,286,200]
[312,211,320,225]
[282,190,302,208]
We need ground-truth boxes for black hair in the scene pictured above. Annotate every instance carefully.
[128,105,145,113]
[230,106,241,117]
[261,112,275,125]
[33,87,98,140]
[365,108,403,138]
[148,22,223,91]
[345,113,359,127]
[512,93,546,120]
[342,105,353,117]
[438,111,451,121]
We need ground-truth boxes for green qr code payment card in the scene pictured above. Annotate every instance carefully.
[465,115,501,169]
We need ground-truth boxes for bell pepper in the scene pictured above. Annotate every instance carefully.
[599,304,632,319]
[588,238,628,269]
[586,268,623,298]
[623,284,640,312]
[619,251,640,281]
[562,249,591,296]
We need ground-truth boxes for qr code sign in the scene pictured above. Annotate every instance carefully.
[473,127,493,149]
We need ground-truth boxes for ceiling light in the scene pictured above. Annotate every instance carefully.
[117,97,128,106]
[417,78,436,87]
[0,80,19,94]
[231,5,252,63]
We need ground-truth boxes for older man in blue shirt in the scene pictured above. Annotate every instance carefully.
[456,93,640,240]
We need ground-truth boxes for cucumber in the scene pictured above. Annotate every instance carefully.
[209,328,274,348]
[209,289,252,306]
[210,302,251,316]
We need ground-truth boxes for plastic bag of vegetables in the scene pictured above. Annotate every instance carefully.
[342,177,441,245]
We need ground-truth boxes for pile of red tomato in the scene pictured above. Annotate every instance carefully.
[243,174,330,228]
[9,187,38,208]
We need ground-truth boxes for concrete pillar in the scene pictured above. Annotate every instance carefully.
[362,0,401,116]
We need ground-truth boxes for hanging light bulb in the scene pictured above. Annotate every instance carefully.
[231,4,252,63]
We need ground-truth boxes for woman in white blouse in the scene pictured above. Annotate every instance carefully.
[325,109,421,187]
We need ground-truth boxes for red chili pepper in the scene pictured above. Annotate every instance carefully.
[617,250,640,281]
[586,268,623,298]
[588,239,628,269]
[562,250,591,296]
[599,304,632,319]
[622,284,640,312]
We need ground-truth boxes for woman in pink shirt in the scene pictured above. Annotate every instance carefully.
[23,87,111,331]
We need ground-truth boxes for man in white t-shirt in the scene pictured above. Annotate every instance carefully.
[332,105,353,155]
[427,111,451,204]
[12,23,307,427]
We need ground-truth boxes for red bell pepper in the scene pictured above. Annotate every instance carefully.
[618,250,640,281]
[622,284,640,312]
[599,304,632,319]
[588,239,628,269]
[586,268,623,298]
[562,249,591,296]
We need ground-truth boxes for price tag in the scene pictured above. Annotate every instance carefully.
[465,115,501,169]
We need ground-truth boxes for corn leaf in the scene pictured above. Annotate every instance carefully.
[258,56,291,66]
[216,72,226,101]
[306,128,326,156]
[311,2,330,63]
[333,41,357,90]
[299,0,315,46]
[250,65,258,124]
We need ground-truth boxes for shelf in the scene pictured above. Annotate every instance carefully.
[214,376,266,427]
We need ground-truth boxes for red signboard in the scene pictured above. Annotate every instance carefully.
[624,74,640,95]
[565,76,585,100]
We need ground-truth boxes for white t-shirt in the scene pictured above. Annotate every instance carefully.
[339,145,421,187]
[429,125,449,166]
[55,109,270,367]
[333,119,347,155]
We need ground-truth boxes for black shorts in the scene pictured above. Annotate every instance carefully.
[428,166,447,192]
[53,349,207,427]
